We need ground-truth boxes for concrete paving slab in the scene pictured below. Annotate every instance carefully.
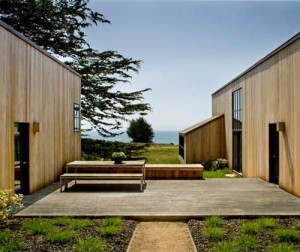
[16,178,300,219]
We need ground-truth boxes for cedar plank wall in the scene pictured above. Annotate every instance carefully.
[0,23,81,194]
[212,37,300,197]
[184,116,225,164]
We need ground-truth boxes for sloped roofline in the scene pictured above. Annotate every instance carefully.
[212,32,300,96]
[0,20,81,77]
[179,114,224,135]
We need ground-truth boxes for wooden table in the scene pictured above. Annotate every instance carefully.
[62,160,146,191]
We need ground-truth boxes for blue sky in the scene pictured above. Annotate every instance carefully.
[85,0,300,131]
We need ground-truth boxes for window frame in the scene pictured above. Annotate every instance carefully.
[232,88,242,131]
[74,103,80,132]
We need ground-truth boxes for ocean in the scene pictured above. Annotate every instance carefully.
[83,130,179,144]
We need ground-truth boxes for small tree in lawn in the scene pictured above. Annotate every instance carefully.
[127,117,154,143]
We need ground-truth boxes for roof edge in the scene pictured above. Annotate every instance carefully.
[212,32,300,96]
[179,114,224,134]
[0,20,81,78]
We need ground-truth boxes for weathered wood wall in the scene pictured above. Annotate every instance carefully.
[180,115,226,164]
[0,22,81,194]
[212,35,300,197]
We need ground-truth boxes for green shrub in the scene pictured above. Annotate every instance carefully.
[275,229,299,242]
[203,227,225,240]
[102,217,122,227]
[213,240,239,252]
[293,220,300,230]
[237,234,258,251]
[0,229,24,252]
[22,218,53,235]
[81,138,148,160]
[76,237,107,252]
[268,243,295,252]
[46,229,76,244]
[0,189,23,223]
[258,217,277,229]
[98,225,120,237]
[69,219,92,230]
[212,159,228,171]
[202,157,217,171]
[205,216,224,227]
[51,216,72,226]
[241,221,261,235]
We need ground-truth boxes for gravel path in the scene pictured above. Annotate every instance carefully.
[127,222,196,252]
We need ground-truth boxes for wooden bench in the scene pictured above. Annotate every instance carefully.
[145,164,203,179]
[60,173,144,192]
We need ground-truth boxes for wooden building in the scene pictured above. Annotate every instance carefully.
[180,33,300,197]
[179,115,225,164]
[0,21,81,194]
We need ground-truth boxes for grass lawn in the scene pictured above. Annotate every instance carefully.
[203,168,233,179]
[143,144,181,164]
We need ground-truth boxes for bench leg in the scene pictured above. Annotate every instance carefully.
[140,177,143,192]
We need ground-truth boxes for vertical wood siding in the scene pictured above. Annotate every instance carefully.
[182,116,225,164]
[212,37,300,197]
[0,24,81,194]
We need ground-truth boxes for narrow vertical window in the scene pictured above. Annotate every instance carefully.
[232,88,242,173]
[74,103,80,132]
[232,89,242,130]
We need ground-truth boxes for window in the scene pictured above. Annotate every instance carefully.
[232,88,242,172]
[179,135,184,159]
[232,88,242,131]
[74,103,80,132]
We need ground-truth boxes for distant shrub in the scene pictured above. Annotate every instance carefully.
[0,190,23,223]
[81,138,148,160]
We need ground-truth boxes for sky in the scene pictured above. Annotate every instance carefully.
[85,0,300,132]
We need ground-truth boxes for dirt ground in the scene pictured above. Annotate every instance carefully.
[127,222,196,252]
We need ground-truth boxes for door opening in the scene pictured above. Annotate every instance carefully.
[233,131,242,173]
[269,123,279,184]
[14,123,30,194]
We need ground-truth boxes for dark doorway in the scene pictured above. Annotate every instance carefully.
[233,131,242,173]
[14,123,30,194]
[269,123,279,184]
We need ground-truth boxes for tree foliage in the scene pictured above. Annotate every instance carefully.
[0,0,151,136]
[127,117,154,143]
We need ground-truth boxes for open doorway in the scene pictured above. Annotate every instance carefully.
[14,123,29,194]
[269,123,279,184]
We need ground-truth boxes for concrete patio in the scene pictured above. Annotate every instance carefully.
[16,178,300,220]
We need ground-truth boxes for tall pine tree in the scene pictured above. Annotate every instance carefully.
[0,0,151,136]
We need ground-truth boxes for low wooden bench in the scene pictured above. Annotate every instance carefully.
[145,164,203,179]
[60,173,144,192]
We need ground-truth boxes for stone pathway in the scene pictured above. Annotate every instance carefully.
[127,222,196,252]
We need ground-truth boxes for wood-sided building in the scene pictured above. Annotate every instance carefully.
[0,21,81,194]
[180,33,300,197]
[179,115,225,164]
